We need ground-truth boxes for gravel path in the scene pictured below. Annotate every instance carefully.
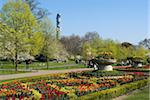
[0,68,93,81]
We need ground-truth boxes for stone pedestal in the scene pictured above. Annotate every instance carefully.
[92,59,116,71]
[133,63,143,67]
[97,65,113,71]
[137,63,142,67]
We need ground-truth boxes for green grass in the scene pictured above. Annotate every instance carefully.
[0,70,30,75]
[0,60,87,75]
[0,61,76,69]
[48,61,75,66]
[124,87,150,100]
[42,64,87,70]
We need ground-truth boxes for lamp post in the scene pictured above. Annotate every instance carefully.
[56,13,61,40]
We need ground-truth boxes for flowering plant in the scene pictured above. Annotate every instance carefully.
[29,80,68,99]
[0,69,149,99]
[97,52,113,59]
[0,80,33,99]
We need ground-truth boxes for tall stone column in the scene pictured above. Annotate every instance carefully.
[56,13,61,40]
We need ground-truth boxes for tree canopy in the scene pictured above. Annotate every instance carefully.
[0,0,43,70]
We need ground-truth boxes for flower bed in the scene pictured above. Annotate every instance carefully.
[0,81,33,99]
[114,65,150,73]
[0,70,149,99]
[113,66,131,69]
[143,65,150,69]
[29,80,68,100]
[75,79,150,100]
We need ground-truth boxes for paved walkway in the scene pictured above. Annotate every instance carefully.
[0,68,93,81]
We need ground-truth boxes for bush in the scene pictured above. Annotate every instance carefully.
[74,79,149,100]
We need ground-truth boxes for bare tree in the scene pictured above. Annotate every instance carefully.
[139,38,150,49]
[83,32,100,42]
[60,34,82,55]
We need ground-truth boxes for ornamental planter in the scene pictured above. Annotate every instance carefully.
[132,57,143,67]
[95,59,116,71]
[137,63,142,67]
[90,52,116,71]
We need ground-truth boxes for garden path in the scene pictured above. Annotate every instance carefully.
[0,68,93,81]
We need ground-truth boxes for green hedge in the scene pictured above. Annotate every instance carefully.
[72,79,150,100]
[116,69,150,72]
[80,70,125,77]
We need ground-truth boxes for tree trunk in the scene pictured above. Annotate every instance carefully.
[15,56,18,71]
[46,57,49,69]
[15,50,18,71]
[13,59,15,67]
[26,64,29,70]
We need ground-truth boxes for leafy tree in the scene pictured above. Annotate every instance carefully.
[0,0,43,71]
[135,46,147,58]
[40,17,55,68]
[81,32,101,57]
[81,34,147,62]
[23,0,49,20]
[90,36,104,52]
[40,17,68,68]
[81,42,96,60]
[104,39,118,58]
[115,44,125,60]
[51,40,69,61]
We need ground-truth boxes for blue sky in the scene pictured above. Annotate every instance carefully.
[0,0,149,44]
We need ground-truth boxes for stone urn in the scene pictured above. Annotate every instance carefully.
[132,57,143,67]
[91,52,116,71]
[95,58,116,71]
[133,60,143,67]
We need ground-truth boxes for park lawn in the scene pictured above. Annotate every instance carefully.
[124,87,150,100]
[42,64,87,70]
[0,64,87,75]
[0,61,75,69]
[0,70,30,75]
[48,61,75,66]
